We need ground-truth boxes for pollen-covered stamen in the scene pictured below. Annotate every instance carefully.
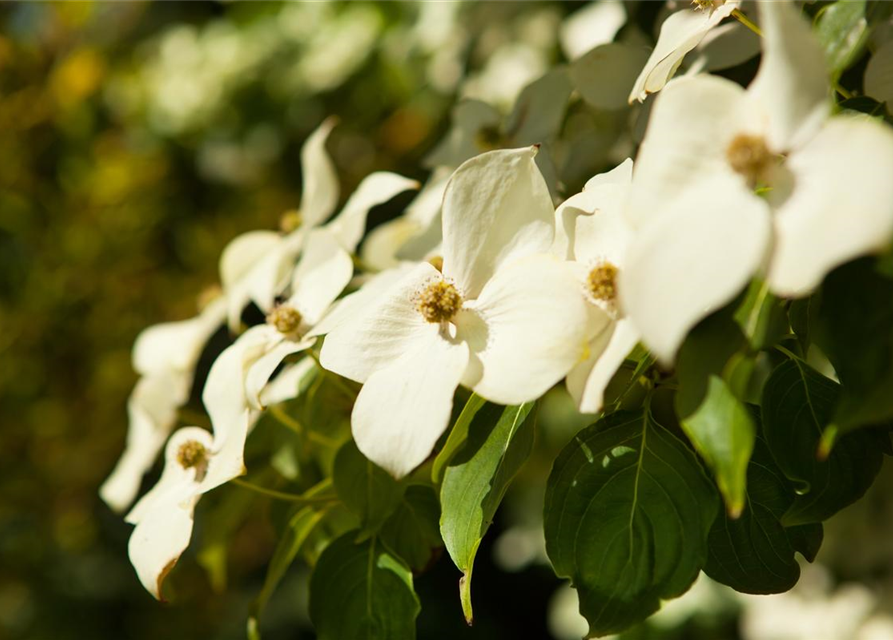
[177,440,209,480]
[279,209,303,234]
[726,133,775,187]
[417,280,463,323]
[691,0,720,10]
[267,304,303,335]
[427,255,444,272]
[587,261,619,303]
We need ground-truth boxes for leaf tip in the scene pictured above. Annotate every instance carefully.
[817,425,839,461]
[459,573,474,626]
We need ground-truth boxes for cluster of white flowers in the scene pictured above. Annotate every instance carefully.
[102,1,893,600]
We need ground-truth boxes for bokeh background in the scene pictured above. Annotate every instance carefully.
[3,2,893,639]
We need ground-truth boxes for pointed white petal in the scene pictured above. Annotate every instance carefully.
[749,0,830,151]
[132,297,226,376]
[100,372,191,512]
[360,218,423,271]
[768,116,893,296]
[260,356,317,407]
[200,326,275,489]
[567,318,639,414]
[458,254,607,405]
[583,157,634,190]
[308,263,417,338]
[351,325,469,478]
[245,335,316,411]
[619,175,771,364]
[442,147,555,298]
[319,262,440,383]
[628,74,747,228]
[298,117,339,229]
[628,2,737,103]
[325,172,420,253]
[219,231,282,292]
[126,427,211,600]
[219,231,284,331]
[288,228,354,325]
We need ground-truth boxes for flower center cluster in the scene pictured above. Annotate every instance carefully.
[726,133,774,187]
[691,0,721,10]
[417,280,463,323]
[279,210,303,233]
[587,262,619,303]
[177,440,209,479]
[267,304,303,335]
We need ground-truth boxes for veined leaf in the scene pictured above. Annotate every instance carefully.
[544,409,719,638]
[380,485,442,573]
[309,532,420,640]
[761,357,884,525]
[334,440,405,533]
[815,0,868,80]
[439,401,535,623]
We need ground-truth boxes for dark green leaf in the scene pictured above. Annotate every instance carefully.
[813,258,893,432]
[544,409,719,637]
[249,504,329,637]
[815,0,869,79]
[380,485,442,573]
[439,401,535,623]
[788,295,819,354]
[309,532,420,640]
[787,523,824,563]
[334,440,405,532]
[705,429,809,594]
[734,279,788,351]
[761,357,884,524]
[681,376,755,517]
[675,311,748,419]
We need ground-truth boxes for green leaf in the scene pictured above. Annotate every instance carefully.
[788,295,819,354]
[309,532,420,640]
[704,428,813,594]
[675,311,748,419]
[380,485,442,573]
[761,357,884,524]
[543,409,719,638]
[815,0,869,80]
[813,259,893,432]
[334,440,405,533]
[733,279,787,351]
[439,401,535,623]
[249,504,329,637]
[432,393,487,483]
[681,376,756,517]
[787,523,824,563]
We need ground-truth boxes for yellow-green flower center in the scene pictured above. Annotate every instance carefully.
[417,280,463,323]
[726,133,774,187]
[177,440,209,477]
[588,262,619,303]
[279,209,303,233]
[691,0,719,10]
[267,304,303,335]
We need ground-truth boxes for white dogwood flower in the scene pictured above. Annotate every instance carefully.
[621,0,893,364]
[629,0,740,103]
[554,159,642,414]
[219,118,418,331]
[125,424,242,600]
[320,147,607,478]
[203,229,354,449]
[99,295,225,513]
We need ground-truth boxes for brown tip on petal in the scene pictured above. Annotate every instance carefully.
[156,557,179,603]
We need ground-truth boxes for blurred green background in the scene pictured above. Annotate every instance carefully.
[4,2,893,640]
